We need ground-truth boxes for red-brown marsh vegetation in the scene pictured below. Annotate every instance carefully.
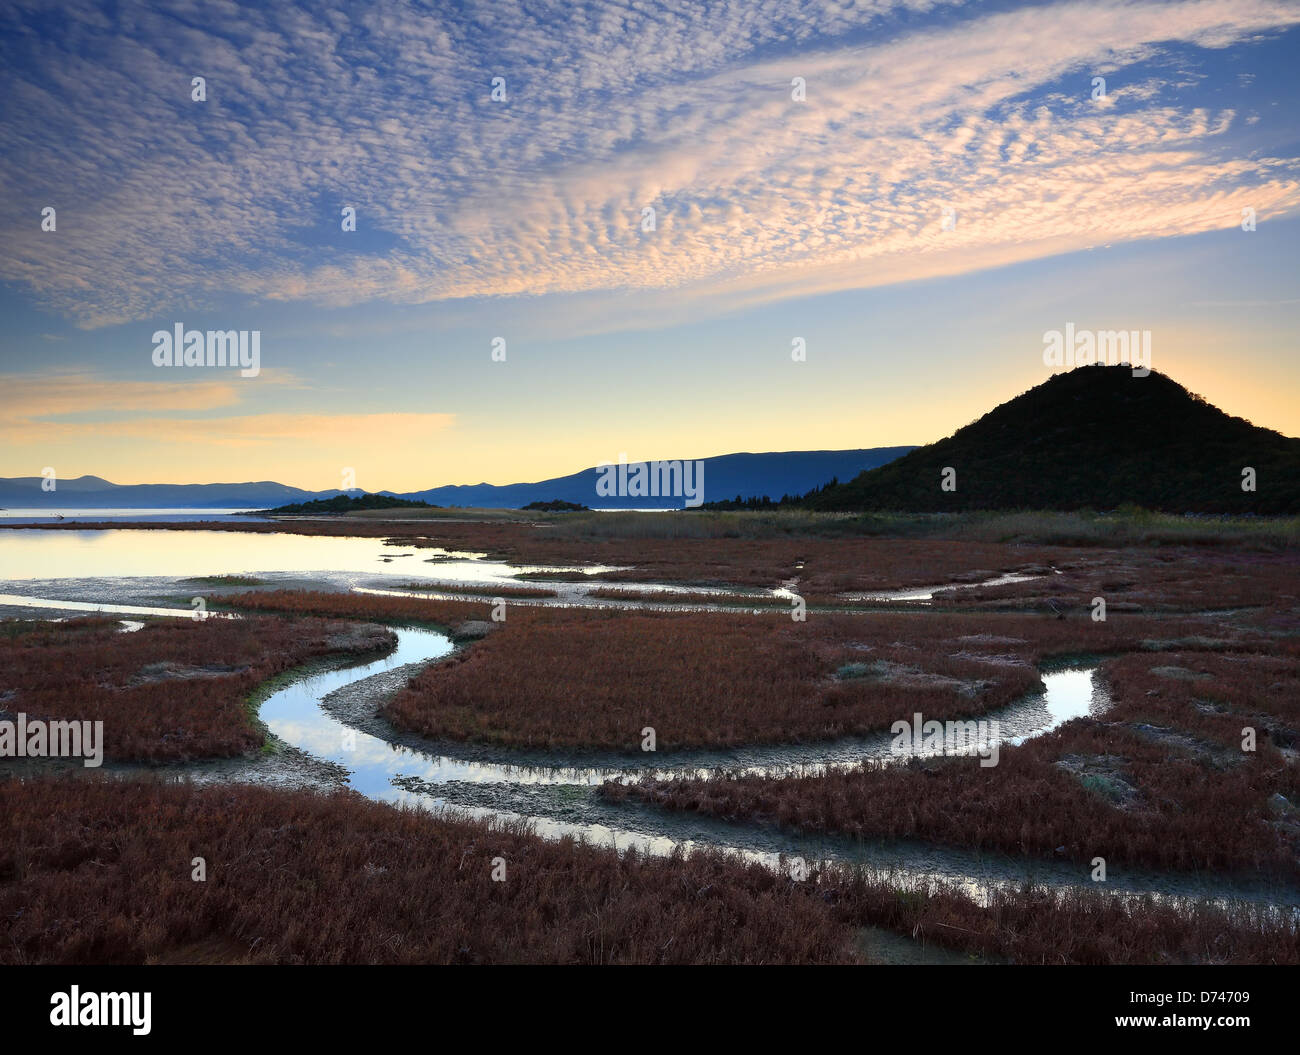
[608,643,1300,879]
[0,778,852,965]
[585,586,784,605]
[382,606,1247,751]
[224,589,497,632]
[832,870,1300,965]
[0,517,1076,592]
[510,534,1073,594]
[3,777,1295,964]
[940,547,1300,613]
[12,517,1293,608]
[0,616,393,762]
[222,588,1269,752]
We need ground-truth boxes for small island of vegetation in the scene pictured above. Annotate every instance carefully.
[258,493,436,516]
[521,499,590,512]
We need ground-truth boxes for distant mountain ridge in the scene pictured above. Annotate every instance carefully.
[797,366,1300,514]
[402,448,915,509]
[0,448,915,510]
[0,477,322,508]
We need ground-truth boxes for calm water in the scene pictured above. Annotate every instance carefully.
[263,627,1103,788]
[0,527,605,583]
[251,625,1116,900]
[257,634,1294,908]
[4,532,1275,907]
[0,508,262,523]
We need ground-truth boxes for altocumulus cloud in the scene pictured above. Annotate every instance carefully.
[1,0,1298,329]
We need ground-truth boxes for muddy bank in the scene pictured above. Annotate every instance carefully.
[160,740,353,791]
[287,630,1300,912]
[7,593,1297,921]
[320,659,1086,780]
[392,771,1300,911]
[319,658,444,746]
[0,741,350,793]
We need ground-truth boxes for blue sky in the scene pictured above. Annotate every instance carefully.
[1,0,1298,490]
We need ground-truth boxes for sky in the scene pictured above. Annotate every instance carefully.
[1,0,1298,492]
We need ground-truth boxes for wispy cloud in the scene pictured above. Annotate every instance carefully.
[0,376,455,449]
[2,0,1298,329]
[0,368,300,422]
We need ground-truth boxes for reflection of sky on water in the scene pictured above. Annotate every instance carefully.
[0,509,262,523]
[6,581,1290,910]
[16,613,1232,907]
[261,632,646,790]
[1006,668,1098,746]
[0,594,235,619]
[0,528,605,583]
[256,629,773,869]
[263,627,1107,802]
[1040,668,1096,730]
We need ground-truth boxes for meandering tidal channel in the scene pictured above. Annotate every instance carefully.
[4,526,1296,912]
[221,625,1300,911]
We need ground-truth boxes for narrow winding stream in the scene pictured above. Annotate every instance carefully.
[244,626,1300,911]
[6,571,1296,910]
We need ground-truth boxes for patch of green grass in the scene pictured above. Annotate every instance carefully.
[0,619,53,639]
[834,662,878,680]
[0,617,120,639]
[241,637,399,749]
[1079,773,1129,804]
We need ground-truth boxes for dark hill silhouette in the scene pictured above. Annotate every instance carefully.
[797,366,1299,514]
